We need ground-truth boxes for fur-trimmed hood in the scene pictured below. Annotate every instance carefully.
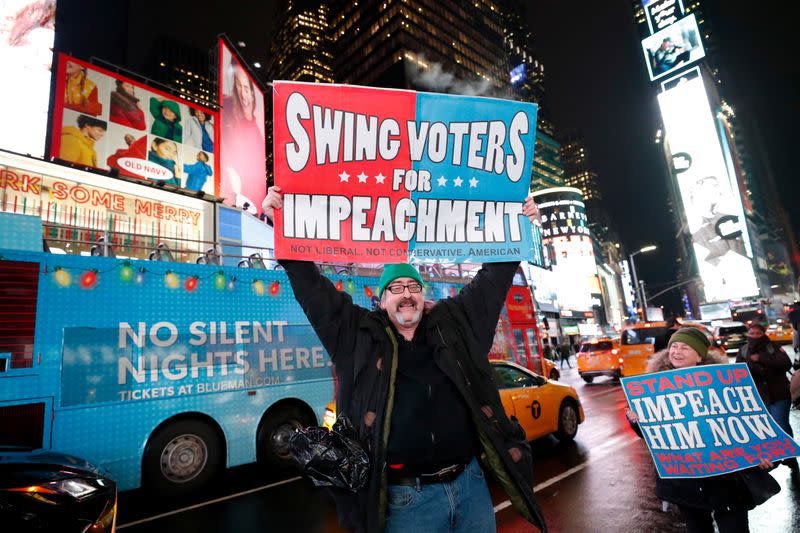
[646,347,728,373]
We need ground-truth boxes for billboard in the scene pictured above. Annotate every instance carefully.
[658,76,758,302]
[510,63,526,86]
[641,14,705,81]
[642,0,685,34]
[218,39,266,216]
[50,54,218,196]
[619,259,638,318]
[272,81,539,264]
[533,188,596,312]
[0,0,56,157]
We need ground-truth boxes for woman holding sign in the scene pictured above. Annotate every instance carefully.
[626,327,777,533]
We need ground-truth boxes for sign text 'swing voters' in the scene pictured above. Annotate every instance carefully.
[622,363,800,479]
[272,81,538,264]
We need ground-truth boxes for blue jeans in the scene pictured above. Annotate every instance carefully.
[384,457,495,533]
[767,399,794,437]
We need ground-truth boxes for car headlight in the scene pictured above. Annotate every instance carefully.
[8,478,100,500]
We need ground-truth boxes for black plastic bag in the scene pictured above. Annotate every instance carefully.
[288,416,369,491]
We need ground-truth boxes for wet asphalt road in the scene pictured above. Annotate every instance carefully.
[116,358,800,533]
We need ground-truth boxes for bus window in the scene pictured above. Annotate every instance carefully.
[512,329,529,368]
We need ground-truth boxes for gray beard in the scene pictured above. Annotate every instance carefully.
[394,310,422,326]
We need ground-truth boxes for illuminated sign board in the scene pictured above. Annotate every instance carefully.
[0,0,57,157]
[510,64,526,86]
[642,0,685,34]
[50,54,219,196]
[533,188,596,312]
[657,76,758,302]
[641,14,705,81]
[218,39,267,216]
[619,259,638,317]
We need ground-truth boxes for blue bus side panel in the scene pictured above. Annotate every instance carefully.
[0,249,464,490]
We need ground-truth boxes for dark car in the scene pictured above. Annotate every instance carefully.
[0,447,117,532]
[713,322,748,355]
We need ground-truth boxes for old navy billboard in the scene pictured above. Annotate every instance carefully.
[50,54,219,196]
[657,76,758,302]
[272,81,539,264]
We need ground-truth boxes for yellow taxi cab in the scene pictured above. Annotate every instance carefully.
[533,356,561,381]
[767,322,794,345]
[619,322,669,377]
[323,360,584,441]
[576,337,621,383]
[491,360,584,442]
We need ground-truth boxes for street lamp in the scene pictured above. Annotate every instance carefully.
[629,245,657,321]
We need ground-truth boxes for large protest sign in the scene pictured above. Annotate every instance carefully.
[622,363,800,478]
[272,81,538,264]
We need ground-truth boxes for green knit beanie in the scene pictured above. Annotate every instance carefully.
[378,263,423,297]
[668,327,710,358]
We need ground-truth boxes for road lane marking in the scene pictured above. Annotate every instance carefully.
[117,476,302,529]
[493,433,639,514]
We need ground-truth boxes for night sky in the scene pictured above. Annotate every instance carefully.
[57,1,796,316]
[529,0,797,314]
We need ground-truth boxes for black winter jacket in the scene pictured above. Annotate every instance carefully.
[280,259,546,532]
[736,340,791,404]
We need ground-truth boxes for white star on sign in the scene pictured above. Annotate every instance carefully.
[357,172,368,183]
[453,176,463,187]
[339,171,350,182]
[469,177,479,188]
[437,176,447,187]
[375,173,386,184]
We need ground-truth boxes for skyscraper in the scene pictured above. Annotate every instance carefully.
[265,0,335,183]
[328,0,509,91]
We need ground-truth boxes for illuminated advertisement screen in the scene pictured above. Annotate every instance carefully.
[619,259,637,317]
[50,54,219,196]
[658,76,758,302]
[510,63,526,86]
[533,187,596,312]
[642,0,685,34]
[641,14,705,81]
[0,0,56,157]
[218,39,266,216]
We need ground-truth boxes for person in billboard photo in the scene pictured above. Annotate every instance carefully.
[109,80,146,130]
[59,114,106,166]
[106,132,147,175]
[652,36,691,74]
[690,175,747,264]
[148,137,182,187]
[183,151,213,191]
[221,56,264,214]
[185,108,214,151]
[149,96,183,142]
[63,60,103,116]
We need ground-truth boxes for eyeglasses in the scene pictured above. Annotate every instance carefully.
[386,282,423,295]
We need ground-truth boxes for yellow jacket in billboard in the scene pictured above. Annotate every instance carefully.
[60,126,97,166]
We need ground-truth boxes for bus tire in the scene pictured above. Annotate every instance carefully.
[555,400,579,442]
[549,368,560,380]
[581,375,594,383]
[257,405,313,471]
[142,419,222,496]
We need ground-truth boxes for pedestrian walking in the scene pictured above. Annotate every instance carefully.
[627,327,779,533]
[737,323,799,479]
[558,342,572,369]
[262,186,546,533]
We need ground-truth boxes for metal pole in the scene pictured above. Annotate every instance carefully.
[629,253,643,321]
[640,280,649,319]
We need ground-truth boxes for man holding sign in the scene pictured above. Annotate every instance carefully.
[624,327,796,532]
[266,83,545,533]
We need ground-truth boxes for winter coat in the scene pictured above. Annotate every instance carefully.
[636,348,777,511]
[280,260,546,533]
[106,135,147,178]
[183,161,213,191]
[147,150,180,187]
[185,116,214,151]
[109,89,146,130]
[65,73,102,116]
[59,126,97,166]
[736,340,791,404]
[149,98,183,142]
